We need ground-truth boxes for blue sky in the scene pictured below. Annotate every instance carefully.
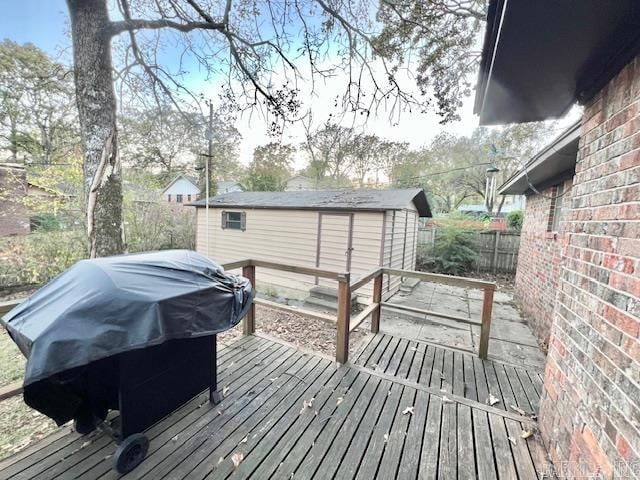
[2,1,70,56]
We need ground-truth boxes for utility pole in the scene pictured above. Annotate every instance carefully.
[205,101,214,258]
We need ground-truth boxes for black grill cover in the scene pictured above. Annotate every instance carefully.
[1,250,253,424]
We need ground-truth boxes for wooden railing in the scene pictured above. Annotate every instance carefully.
[0,260,495,403]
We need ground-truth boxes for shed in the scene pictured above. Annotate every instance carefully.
[191,189,431,299]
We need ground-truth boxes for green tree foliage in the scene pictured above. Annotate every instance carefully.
[432,225,479,275]
[246,143,295,191]
[392,123,557,214]
[0,40,79,164]
[507,210,524,232]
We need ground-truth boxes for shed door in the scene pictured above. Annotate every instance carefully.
[316,213,353,284]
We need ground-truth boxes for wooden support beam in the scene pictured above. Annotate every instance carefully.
[242,264,256,335]
[335,274,351,364]
[371,273,383,333]
[478,287,495,359]
[382,267,496,291]
[0,381,22,402]
[380,302,482,326]
[253,298,336,324]
[349,302,379,333]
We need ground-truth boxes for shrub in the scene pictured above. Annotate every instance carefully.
[432,225,479,275]
[506,210,524,232]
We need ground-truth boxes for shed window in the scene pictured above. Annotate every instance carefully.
[221,211,246,231]
[548,184,564,232]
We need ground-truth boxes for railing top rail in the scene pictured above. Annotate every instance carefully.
[222,259,346,281]
[382,267,496,291]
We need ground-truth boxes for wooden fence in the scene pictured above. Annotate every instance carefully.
[417,227,521,274]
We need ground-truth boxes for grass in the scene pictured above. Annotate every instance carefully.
[0,329,57,460]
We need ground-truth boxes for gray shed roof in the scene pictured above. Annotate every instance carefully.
[190,188,431,217]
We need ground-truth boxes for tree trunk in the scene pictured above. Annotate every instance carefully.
[67,0,124,257]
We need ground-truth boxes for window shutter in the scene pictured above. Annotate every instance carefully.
[240,212,246,231]
[221,210,227,229]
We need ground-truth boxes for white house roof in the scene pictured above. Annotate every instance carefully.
[191,188,431,217]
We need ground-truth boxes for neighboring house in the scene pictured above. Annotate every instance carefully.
[191,189,431,299]
[285,175,314,191]
[217,181,243,194]
[0,164,30,236]
[499,122,580,347]
[475,2,639,477]
[162,174,200,204]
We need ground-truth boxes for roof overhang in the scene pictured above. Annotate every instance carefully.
[499,122,580,195]
[475,0,640,125]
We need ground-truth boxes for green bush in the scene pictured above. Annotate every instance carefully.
[0,230,87,287]
[432,225,479,275]
[30,213,62,232]
[506,210,524,232]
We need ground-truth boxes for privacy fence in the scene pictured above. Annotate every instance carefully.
[417,227,521,274]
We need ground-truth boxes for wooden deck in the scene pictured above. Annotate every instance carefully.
[0,334,552,480]
[354,333,544,415]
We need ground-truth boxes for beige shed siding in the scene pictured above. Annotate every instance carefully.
[197,208,320,295]
[196,207,385,298]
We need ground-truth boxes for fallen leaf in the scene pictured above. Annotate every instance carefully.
[410,347,417,351]
[508,436,517,446]
[231,452,244,468]
[171,435,179,442]
[217,457,224,465]
[336,397,344,406]
[240,436,248,445]
[510,405,526,416]
[402,406,414,415]
[383,433,389,443]
[270,377,278,382]
[223,386,230,396]
[442,396,454,404]
[487,394,500,406]
[521,429,534,440]
[81,441,91,448]
[299,397,315,414]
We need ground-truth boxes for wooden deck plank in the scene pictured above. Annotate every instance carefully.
[268,368,361,478]
[505,418,540,480]
[147,353,318,479]
[0,334,553,480]
[419,394,442,480]
[353,383,403,480]
[290,373,373,478]
[235,366,351,480]
[503,364,534,415]
[488,414,518,480]
[321,377,392,480]
[312,377,387,480]
[472,410,498,480]
[396,389,429,479]
[438,401,457,480]
[384,338,409,377]
[452,352,465,397]
[376,386,415,479]
[456,404,476,480]
[203,359,335,479]
[463,354,477,402]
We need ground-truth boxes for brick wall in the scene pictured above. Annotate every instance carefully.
[515,179,572,349]
[539,55,640,479]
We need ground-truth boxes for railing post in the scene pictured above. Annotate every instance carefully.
[478,286,495,359]
[336,273,351,364]
[371,273,383,333]
[242,264,256,335]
